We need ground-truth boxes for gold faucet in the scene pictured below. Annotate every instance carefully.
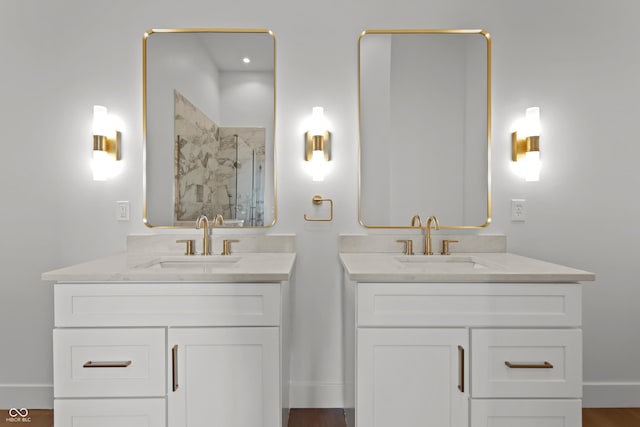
[195,214,210,255]
[212,214,224,226]
[424,215,440,255]
[410,214,423,228]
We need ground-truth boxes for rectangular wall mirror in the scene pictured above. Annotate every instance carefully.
[358,29,491,229]
[143,28,276,228]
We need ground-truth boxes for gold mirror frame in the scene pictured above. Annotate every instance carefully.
[142,28,277,229]
[357,29,491,229]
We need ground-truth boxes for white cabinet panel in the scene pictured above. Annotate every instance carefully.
[55,283,281,327]
[471,399,581,427]
[357,283,581,327]
[54,398,165,427]
[357,328,468,427]
[472,329,582,398]
[53,328,165,398]
[168,327,280,427]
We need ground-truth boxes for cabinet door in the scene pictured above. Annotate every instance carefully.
[357,328,468,427]
[168,327,280,427]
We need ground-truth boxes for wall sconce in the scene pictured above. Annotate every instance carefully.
[304,106,331,182]
[92,105,121,181]
[512,107,541,182]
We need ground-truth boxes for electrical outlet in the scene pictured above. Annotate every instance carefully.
[511,199,526,222]
[116,201,130,221]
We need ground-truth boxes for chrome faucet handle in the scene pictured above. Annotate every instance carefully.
[221,239,239,256]
[176,239,196,256]
[441,240,459,256]
[396,240,414,256]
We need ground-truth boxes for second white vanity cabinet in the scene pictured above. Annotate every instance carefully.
[341,248,594,427]
[347,281,584,427]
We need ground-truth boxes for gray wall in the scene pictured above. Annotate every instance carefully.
[1,0,638,408]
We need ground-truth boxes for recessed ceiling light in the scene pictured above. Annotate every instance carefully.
[243,57,251,64]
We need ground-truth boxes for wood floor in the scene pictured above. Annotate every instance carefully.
[2,408,638,426]
[582,408,640,427]
[288,408,640,427]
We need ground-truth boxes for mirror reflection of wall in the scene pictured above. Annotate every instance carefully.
[144,29,275,228]
[359,30,491,229]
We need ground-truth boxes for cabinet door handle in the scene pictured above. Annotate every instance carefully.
[172,345,179,392]
[505,361,554,369]
[83,360,132,368]
[457,345,465,393]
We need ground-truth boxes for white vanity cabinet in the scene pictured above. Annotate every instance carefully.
[52,281,290,427]
[344,280,585,427]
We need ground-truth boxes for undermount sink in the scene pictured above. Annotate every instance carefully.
[394,255,489,271]
[136,256,241,270]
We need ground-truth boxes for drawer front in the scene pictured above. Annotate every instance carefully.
[54,328,165,397]
[54,398,165,427]
[471,329,582,398]
[471,399,581,427]
[357,283,581,327]
[55,283,281,327]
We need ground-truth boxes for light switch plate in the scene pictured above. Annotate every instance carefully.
[116,201,130,221]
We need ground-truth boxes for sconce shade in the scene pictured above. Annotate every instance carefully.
[309,106,327,136]
[524,151,541,182]
[524,107,541,137]
[92,105,109,136]
[92,149,110,181]
[310,149,327,181]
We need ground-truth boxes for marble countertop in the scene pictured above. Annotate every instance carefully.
[42,252,296,283]
[339,252,595,283]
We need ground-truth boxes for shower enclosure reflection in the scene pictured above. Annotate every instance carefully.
[221,131,265,227]
[174,90,265,226]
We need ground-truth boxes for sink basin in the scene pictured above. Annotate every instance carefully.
[136,256,241,270]
[394,255,489,271]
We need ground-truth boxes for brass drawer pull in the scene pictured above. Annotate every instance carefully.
[83,360,132,368]
[505,361,554,369]
[172,345,179,392]
[458,345,465,393]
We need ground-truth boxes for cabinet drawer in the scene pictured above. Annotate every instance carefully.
[471,329,582,398]
[55,283,281,327]
[54,398,165,427]
[357,283,581,327]
[471,399,581,427]
[53,328,165,397]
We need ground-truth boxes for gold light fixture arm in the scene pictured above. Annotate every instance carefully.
[304,195,334,222]
[304,130,332,161]
[511,132,539,161]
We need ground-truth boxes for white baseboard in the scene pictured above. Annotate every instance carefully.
[0,384,53,409]
[583,382,640,407]
[289,381,344,408]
